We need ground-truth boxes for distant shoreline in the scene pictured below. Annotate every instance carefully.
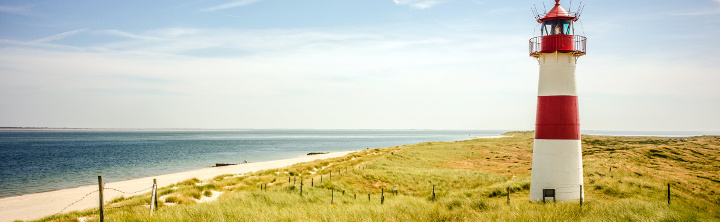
[0,127,250,132]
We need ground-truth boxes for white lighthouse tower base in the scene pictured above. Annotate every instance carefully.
[529,139,584,202]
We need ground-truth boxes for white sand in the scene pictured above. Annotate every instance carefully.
[0,151,352,222]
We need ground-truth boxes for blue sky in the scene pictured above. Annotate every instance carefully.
[1,0,719,130]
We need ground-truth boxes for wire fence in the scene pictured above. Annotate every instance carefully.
[57,190,98,214]
[49,163,677,220]
[51,177,158,221]
[104,186,153,195]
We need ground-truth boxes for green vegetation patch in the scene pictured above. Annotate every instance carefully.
[35,132,720,222]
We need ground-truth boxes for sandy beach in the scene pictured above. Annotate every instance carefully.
[0,151,352,222]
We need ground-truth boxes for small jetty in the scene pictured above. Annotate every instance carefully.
[307,152,328,155]
[214,163,238,167]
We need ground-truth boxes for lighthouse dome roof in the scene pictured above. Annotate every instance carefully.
[540,0,577,22]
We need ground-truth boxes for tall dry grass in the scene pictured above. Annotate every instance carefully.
[32,131,720,222]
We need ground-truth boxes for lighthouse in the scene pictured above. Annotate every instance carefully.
[528,0,586,202]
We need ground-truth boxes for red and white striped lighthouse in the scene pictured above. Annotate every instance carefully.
[528,0,587,202]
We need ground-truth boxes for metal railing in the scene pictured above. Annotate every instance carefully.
[529,35,586,57]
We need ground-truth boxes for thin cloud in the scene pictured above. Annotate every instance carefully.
[392,0,444,9]
[0,4,41,16]
[201,0,261,12]
[0,5,34,13]
[30,29,89,43]
[0,5,25,12]
[102,30,161,41]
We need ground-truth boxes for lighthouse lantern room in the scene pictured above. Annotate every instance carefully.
[528,0,587,202]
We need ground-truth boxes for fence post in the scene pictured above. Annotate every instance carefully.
[98,175,104,222]
[381,188,385,204]
[312,178,314,187]
[432,185,436,201]
[321,175,323,183]
[150,184,155,215]
[331,188,334,204]
[506,187,510,205]
[289,176,291,183]
[580,184,584,207]
[354,193,357,200]
[667,183,671,204]
[153,179,158,210]
[300,181,303,196]
[150,179,157,215]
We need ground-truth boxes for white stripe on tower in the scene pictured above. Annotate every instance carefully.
[529,52,584,202]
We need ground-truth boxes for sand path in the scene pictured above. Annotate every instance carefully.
[0,151,352,222]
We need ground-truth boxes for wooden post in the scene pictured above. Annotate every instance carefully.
[381,188,385,204]
[321,175,323,183]
[331,188,334,204]
[153,179,158,210]
[98,175,104,222]
[312,178,314,187]
[343,190,345,195]
[354,193,357,199]
[149,183,155,215]
[294,176,296,185]
[506,187,510,205]
[580,185,583,207]
[368,194,370,201]
[150,179,157,215]
[432,185,436,201]
[289,176,291,183]
[300,181,303,196]
[667,183,671,204]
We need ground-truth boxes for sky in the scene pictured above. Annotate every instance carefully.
[0,0,719,131]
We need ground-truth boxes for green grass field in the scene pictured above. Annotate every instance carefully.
[33,131,720,222]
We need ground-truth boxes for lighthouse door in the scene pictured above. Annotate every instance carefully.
[542,188,556,203]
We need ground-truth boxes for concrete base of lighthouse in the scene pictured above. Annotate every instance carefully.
[529,139,584,202]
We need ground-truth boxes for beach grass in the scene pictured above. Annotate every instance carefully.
[29,131,720,221]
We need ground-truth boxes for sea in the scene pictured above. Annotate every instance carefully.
[1,129,717,199]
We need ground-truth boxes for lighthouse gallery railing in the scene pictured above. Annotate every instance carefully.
[529,35,586,57]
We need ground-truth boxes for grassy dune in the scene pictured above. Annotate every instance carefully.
[34,131,720,221]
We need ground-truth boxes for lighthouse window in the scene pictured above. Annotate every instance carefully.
[541,20,574,36]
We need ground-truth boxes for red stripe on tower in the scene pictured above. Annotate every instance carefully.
[535,95,580,140]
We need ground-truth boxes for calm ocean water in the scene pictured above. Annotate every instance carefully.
[0,129,503,198]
